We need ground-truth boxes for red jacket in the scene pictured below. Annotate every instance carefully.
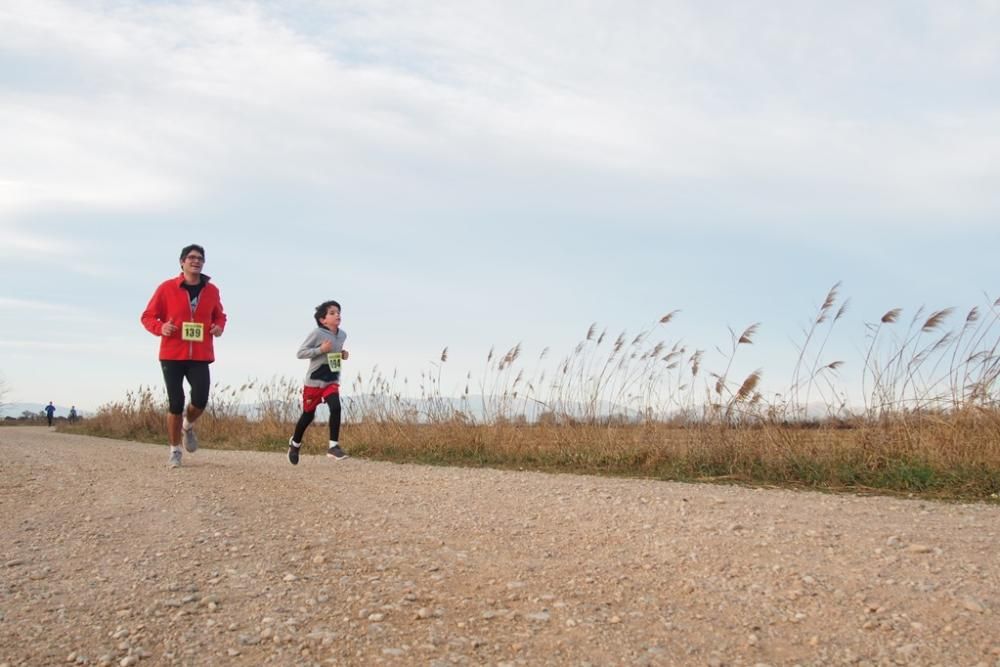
[141,274,227,362]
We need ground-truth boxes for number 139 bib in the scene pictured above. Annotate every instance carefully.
[182,322,204,342]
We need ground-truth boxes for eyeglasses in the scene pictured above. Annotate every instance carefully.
[184,255,205,262]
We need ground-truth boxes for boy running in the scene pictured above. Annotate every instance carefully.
[288,300,349,464]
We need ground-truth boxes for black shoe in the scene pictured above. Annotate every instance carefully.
[327,445,348,460]
[287,439,300,465]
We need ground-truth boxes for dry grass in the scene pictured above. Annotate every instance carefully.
[68,287,1000,501]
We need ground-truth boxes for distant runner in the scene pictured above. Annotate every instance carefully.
[44,401,55,427]
[141,244,227,468]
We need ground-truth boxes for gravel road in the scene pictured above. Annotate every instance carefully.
[0,427,997,666]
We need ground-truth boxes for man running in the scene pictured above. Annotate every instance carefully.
[141,244,227,468]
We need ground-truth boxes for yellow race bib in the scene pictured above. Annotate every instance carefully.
[182,322,204,342]
[327,352,342,372]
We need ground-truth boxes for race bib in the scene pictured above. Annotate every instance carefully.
[327,352,342,372]
[182,322,204,342]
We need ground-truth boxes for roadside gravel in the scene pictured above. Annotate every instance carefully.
[1,427,997,666]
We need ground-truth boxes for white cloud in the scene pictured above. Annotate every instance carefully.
[0,339,107,351]
[0,296,113,325]
[0,228,74,258]
[0,0,998,232]
[0,102,191,217]
[0,296,82,312]
[0,223,114,276]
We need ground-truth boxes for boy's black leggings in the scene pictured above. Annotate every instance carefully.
[292,393,341,443]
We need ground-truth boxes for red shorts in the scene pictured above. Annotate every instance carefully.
[303,384,339,412]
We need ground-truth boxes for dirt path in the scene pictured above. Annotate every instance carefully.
[0,427,997,666]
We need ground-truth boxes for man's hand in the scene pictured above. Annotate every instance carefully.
[210,324,223,337]
[162,319,176,337]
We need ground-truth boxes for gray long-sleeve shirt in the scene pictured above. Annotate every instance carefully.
[297,327,347,388]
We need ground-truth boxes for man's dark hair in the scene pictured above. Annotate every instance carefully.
[314,300,342,326]
[179,244,206,261]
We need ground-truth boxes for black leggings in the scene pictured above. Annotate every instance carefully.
[160,360,210,415]
[293,393,341,443]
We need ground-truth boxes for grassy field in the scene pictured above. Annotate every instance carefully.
[66,286,1000,501]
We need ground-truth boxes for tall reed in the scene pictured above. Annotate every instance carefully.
[70,287,1000,499]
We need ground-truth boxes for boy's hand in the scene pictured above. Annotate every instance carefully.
[162,319,176,336]
[341,349,349,360]
[319,340,333,353]
[210,324,223,337]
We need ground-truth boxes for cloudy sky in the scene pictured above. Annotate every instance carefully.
[1,0,998,414]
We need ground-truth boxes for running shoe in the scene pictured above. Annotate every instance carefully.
[327,444,348,460]
[182,426,198,453]
[287,438,300,465]
[169,449,182,468]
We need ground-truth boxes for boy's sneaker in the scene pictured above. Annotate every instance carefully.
[182,426,198,453]
[327,445,348,460]
[287,439,300,465]
[169,449,182,468]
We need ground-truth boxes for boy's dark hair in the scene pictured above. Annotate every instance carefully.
[179,244,206,261]
[314,300,342,326]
